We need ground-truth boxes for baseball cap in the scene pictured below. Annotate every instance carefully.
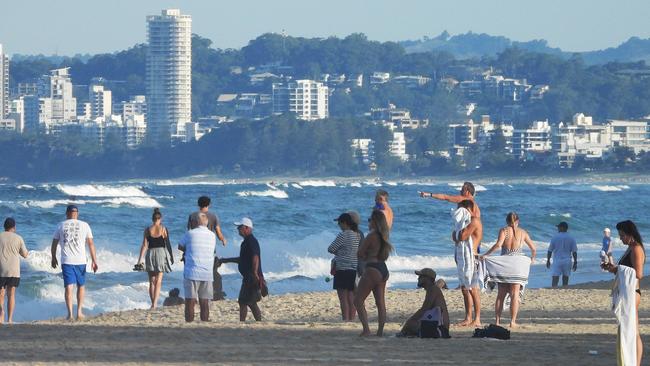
[346,211,361,226]
[234,217,253,228]
[604,227,611,233]
[415,268,437,280]
[334,213,353,223]
[66,204,79,213]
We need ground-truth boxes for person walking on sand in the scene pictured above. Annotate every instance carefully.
[179,213,216,322]
[219,218,266,322]
[453,200,483,327]
[51,205,98,320]
[602,220,645,366]
[136,208,173,309]
[546,222,577,287]
[374,190,393,230]
[328,213,361,321]
[187,196,227,301]
[480,212,537,328]
[354,210,393,337]
[0,218,29,324]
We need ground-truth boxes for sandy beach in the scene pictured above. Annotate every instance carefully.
[0,279,648,365]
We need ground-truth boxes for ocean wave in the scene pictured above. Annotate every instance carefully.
[23,197,161,209]
[363,180,382,187]
[549,213,572,218]
[448,182,487,192]
[16,184,35,190]
[236,189,289,199]
[384,181,398,186]
[552,184,630,192]
[154,179,226,186]
[592,185,630,192]
[298,180,337,187]
[291,183,303,190]
[349,182,362,188]
[56,184,149,198]
[26,248,142,274]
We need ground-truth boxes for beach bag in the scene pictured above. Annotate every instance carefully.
[418,307,450,339]
[472,324,510,340]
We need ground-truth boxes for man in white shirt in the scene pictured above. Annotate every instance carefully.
[51,205,98,320]
[179,213,216,322]
[546,221,578,287]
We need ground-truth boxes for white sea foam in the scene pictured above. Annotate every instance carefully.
[16,184,35,190]
[298,180,337,187]
[56,184,149,198]
[291,183,303,190]
[384,181,398,186]
[448,182,487,192]
[592,185,630,192]
[363,180,382,187]
[549,213,572,218]
[23,197,161,209]
[26,248,140,273]
[349,182,362,188]
[155,179,226,186]
[236,189,289,199]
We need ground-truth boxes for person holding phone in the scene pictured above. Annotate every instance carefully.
[51,205,98,321]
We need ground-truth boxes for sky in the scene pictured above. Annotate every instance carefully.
[1,0,650,56]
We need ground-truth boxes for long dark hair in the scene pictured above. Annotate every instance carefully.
[370,209,393,261]
[616,220,644,247]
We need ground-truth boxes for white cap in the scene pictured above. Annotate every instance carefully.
[604,227,611,233]
[234,217,253,228]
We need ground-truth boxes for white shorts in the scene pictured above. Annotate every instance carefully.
[184,279,213,300]
[552,260,572,277]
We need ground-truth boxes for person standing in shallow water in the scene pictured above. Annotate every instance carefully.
[354,210,393,337]
[136,208,173,309]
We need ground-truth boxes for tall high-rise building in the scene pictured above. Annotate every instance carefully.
[146,8,192,145]
[89,79,112,119]
[0,44,9,119]
[272,80,329,121]
[38,68,77,122]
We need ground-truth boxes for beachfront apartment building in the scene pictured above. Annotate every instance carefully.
[146,8,192,145]
[511,120,553,159]
[390,132,409,161]
[370,104,429,130]
[90,81,112,119]
[0,44,8,119]
[448,115,513,155]
[608,119,650,154]
[370,72,390,85]
[351,138,375,165]
[272,80,329,121]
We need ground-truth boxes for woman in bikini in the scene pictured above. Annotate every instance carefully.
[480,212,536,328]
[136,208,173,309]
[354,209,393,336]
[602,220,645,366]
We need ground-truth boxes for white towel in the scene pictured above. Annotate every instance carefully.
[476,255,531,308]
[452,207,474,288]
[612,265,637,366]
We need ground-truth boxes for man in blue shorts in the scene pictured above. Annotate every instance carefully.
[546,221,577,287]
[51,205,98,320]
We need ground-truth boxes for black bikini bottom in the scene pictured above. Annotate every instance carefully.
[366,262,389,282]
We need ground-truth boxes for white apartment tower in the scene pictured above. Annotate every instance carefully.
[89,80,112,119]
[0,44,9,119]
[39,68,77,122]
[272,80,329,121]
[146,9,192,145]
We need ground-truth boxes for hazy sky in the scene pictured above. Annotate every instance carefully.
[2,0,649,55]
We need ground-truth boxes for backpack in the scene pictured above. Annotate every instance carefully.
[419,307,451,339]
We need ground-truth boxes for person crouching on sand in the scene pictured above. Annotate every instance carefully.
[354,210,393,337]
[328,213,361,321]
[398,268,449,337]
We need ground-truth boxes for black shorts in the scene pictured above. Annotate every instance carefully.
[333,270,356,291]
[238,277,262,305]
[0,277,20,288]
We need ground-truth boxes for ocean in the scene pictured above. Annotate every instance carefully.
[2,177,649,322]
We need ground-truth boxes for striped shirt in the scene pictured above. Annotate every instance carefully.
[179,226,216,281]
[328,230,360,271]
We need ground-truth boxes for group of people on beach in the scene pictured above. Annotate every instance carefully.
[326,182,644,365]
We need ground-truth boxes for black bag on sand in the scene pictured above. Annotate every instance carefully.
[419,320,451,339]
[472,324,510,340]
